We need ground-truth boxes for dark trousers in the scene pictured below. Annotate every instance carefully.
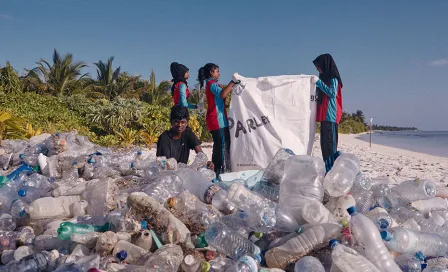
[210,127,231,176]
[320,121,338,163]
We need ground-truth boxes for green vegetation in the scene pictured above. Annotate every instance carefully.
[0,49,412,147]
[372,124,418,131]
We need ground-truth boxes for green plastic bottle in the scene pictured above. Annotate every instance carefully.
[57,222,110,240]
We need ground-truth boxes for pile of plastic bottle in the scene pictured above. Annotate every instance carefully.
[0,131,447,272]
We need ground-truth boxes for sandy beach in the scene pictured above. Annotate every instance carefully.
[186,133,448,186]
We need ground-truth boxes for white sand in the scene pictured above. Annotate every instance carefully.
[186,134,448,186]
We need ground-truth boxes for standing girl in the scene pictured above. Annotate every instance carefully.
[170,62,197,109]
[198,63,239,175]
[311,54,343,171]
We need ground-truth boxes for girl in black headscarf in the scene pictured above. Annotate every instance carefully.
[170,62,197,109]
[311,54,343,171]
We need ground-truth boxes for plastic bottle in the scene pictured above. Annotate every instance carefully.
[423,267,448,272]
[394,252,425,272]
[302,200,336,224]
[324,153,360,197]
[347,206,402,272]
[204,222,261,260]
[350,174,375,214]
[278,155,325,223]
[17,186,51,204]
[4,164,34,183]
[413,216,448,239]
[329,239,381,272]
[208,256,234,272]
[332,194,356,222]
[264,223,341,269]
[220,209,276,233]
[57,222,109,240]
[10,199,28,218]
[382,179,437,209]
[225,255,259,272]
[411,198,448,213]
[62,162,79,184]
[26,195,82,219]
[294,256,325,272]
[0,214,16,231]
[189,152,208,170]
[381,227,448,256]
[262,148,295,186]
[251,180,280,203]
[367,212,394,231]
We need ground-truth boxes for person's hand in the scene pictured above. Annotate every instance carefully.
[231,73,241,85]
[311,75,319,85]
[207,161,215,171]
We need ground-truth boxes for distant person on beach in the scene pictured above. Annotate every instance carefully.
[311,53,343,171]
[170,62,197,109]
[198,63,240,175]
[157,106,213,169]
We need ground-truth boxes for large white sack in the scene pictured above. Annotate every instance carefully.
[228,74,317,171]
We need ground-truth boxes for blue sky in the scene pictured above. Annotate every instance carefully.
[1,0,447,130]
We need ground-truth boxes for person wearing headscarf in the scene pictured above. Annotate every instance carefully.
[311,53,343,171]
[170,62,197,109]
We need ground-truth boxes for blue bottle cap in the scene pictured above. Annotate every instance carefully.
[295,225,303,233]
[347,206,357,215]
[378,218,390,229]
[329,239,339,248]
[49,177,56,183]
[141,220,148,230]
[381,231,392,241]
[137,151,142,155]
[284,148,295,155]
[88,157,95,163]
[253,254,262,263]
[18,189,27,197]
[116,250,128,262]
[421,263,427,270]
[55,132,60,136]
[19,154,24,159]
[19,210,27,217]
[415,251,425,261]
[130,162,135,168]
[72,161,78,166]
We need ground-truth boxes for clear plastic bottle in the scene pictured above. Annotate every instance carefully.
[347,206,402,272]
[261,148,295,187]
[220,209,276,233]
[329,239,381,272]
[394,252,425,272]
[294,256,325,272]
[1,250,59,271]
[381,227,448,256]
[264,223,341,269]
[204,222,261,260]
[0,214,16,231]
[411,198,448,213]
[189,152,208,170]
[10,199,28,219]
[225,255,259,272]
[278,155,325,223]
[251,180,280,203]
[62,162,79,184]
[302,200,336,224]
[423,266,448,272]
[208,256,234,272]
[382,179,437,209]
[413,216,448,239]
[367,212,394,231]
[324,153,360,197]
[350,174,374,214]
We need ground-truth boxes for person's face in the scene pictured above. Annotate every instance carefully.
[184,71,190,80]
[315,64,322,74]
[171,118,188,133]
[210,67,220,79]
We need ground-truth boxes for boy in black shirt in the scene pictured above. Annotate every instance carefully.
[157,106,214,169]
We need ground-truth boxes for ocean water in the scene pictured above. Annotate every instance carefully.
[357,131,448,158]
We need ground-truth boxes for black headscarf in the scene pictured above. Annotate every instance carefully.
[170,62,189,96]
[312,54,343,87]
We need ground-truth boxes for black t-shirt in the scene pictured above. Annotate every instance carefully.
[156,127,201,164]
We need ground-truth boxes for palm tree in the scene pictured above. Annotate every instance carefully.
[27,49,88,96]
[91,57,138,99]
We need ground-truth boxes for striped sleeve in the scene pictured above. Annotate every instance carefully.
[316,78,338,98]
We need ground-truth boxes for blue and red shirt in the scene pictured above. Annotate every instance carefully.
[173,82,195,109]
[316,78,343,124]
[205,79,228,131]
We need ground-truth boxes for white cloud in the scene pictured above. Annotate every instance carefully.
[429,58,448,66]
[0,13,13,21]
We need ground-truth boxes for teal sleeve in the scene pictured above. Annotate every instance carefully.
[179,83,196,109]
[316,78,338,98]
[210,83,223,96]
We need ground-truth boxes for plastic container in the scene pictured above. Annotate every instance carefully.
[264,223,341,269]
[347,206,401,272]
[57,222,109,240]
[381,227,448,256]
[294,256,325,272]
[225,255,259,272]
[261,148,295,186]
[204,222,261,260]
[394,252,425,272]
[278,155,325,222]
[302,200,336,224]
[329,239,381,272]
[324,153,360,197]
[25,195,82,219]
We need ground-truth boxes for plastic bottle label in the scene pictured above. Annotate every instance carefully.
[204,185,222,204]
